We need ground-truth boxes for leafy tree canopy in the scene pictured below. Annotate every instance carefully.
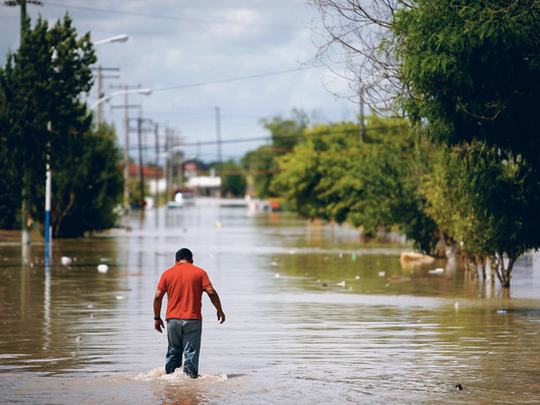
[272,116,440,254]
[243,109,309,198]
[422,143,540,286]
[0,15,123,237]
[392,0,540,162]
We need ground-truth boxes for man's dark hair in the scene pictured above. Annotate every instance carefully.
[176,248,193,262]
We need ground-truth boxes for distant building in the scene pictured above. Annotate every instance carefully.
[122,163,166,194]
[186,168,222,197]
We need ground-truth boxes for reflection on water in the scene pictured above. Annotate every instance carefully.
[1,202,540,404]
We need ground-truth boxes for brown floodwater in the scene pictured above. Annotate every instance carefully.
[1,200,540,404]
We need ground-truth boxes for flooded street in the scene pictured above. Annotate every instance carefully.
[1,201,540,404]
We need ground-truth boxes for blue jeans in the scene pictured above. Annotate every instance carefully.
[165,319,202,378]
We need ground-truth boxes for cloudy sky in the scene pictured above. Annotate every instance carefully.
[0,0,357,163]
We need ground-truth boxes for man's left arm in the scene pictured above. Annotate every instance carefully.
[153,289,165,333]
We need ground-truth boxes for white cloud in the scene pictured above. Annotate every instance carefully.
[0,0,356,160]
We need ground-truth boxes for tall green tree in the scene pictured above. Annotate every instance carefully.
[392,0,540,162]
[0,15,124,237]
[219,159,247,198]
[422,144,540,287]
[31,123,124,238]
[242,109,308,198]
[272,116,440,254]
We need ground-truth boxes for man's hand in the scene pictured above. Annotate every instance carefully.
[204,286,226,324]
[153,289,165,333]
[217,310,226,324]
[154,318,165,333]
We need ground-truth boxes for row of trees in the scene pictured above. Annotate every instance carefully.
[230,0,540,288]
[0,15,124,238]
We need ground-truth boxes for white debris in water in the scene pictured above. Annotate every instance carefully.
[116,296,125,300]
[75,336,82,344]
[275,273,280,278]
[336,280,346,287]
[455,302,460,311]
[429,268,445,275]
[378,271,386,277]
[271,261,279,267]
[61,256,72,266]
[355,275,360,280]
[97,264,109,273]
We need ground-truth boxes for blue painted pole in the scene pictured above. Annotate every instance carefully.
[45,137,51,260]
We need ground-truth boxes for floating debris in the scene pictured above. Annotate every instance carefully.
[428,268,445,275]
[378,271,386,277]
[387,276,412,282]
[275,273,280,278]
[271,261,279,267]
[455,384,463,391]
[61,256,72,266]
[336,280,346,287]
[355,275,360,280]
[400,251,435,264]
[97,264,109,273]
[351,253,357,261]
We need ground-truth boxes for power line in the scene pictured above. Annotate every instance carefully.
[151,64,332,93]
[43,2,305,29]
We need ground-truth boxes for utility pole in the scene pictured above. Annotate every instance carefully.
[123,85,130,210]
[215,107,222,166]
[132,115,153,208]
[92,65,120,127]
[110,83,143,211]
[154,123,159,208]
[4,0,43,253]
[137,117,145,208]
[164,127,170,202]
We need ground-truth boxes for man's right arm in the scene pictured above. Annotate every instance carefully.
[204,286,226,324]
[153,289,165,333]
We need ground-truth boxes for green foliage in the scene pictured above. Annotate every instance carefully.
[219,159,247,197]
[422,144,540,286]
[0,15,123,236]
[272,116,440,254]
[392,0,540,162]
[242,109,308,198]
[33,123,124,238]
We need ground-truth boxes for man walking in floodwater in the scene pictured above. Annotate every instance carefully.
[153,248,225,378]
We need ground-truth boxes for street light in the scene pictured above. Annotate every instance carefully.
[89,88,152,110]
[93,34,129,45]
[92,35,129,126]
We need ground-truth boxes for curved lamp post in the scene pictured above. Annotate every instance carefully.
[89,88,152,110]
[93,35,129,126]
[94,34,129,45]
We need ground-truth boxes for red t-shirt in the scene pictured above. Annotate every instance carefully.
[157,263,213,320]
